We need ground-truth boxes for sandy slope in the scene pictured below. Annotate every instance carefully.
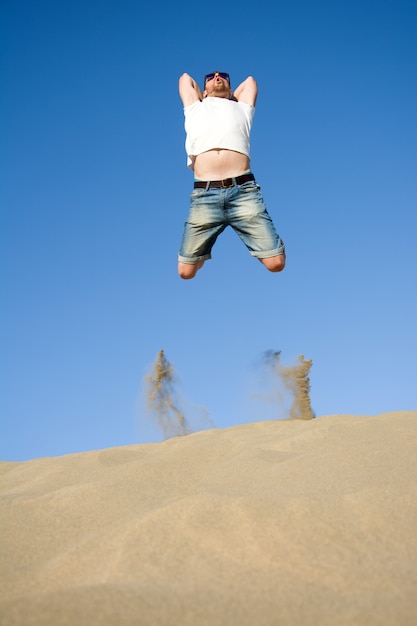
[1,411,416,625]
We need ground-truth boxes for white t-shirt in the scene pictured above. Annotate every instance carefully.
[183,97,255,169]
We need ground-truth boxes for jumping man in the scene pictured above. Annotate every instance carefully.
[177,71,286,279]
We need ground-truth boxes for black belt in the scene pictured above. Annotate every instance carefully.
[193,173,255,189]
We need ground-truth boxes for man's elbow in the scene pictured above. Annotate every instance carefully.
[179,72,191,84]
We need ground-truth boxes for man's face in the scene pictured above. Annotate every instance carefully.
[203,72,231,99]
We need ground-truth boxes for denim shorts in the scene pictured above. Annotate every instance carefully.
[178,178,285,263]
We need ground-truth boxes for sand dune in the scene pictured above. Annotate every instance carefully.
[1,411,416,625]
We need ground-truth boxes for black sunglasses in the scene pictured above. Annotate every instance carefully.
[204,72,230,86]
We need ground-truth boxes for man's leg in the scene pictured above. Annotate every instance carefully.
[178,260,205,280]
[259,253,286,273]
[227,181,285,274]
[178,187,224,280]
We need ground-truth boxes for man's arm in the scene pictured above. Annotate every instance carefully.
[178,73,203,106]
[233,76,258,106]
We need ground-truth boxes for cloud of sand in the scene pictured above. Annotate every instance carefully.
[261,350,315,420]
[143,349,313,440]
[144,350,214,439]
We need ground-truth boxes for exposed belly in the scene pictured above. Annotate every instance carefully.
[193,149,251,180]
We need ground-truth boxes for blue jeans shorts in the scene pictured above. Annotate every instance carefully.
[178,177,285,264]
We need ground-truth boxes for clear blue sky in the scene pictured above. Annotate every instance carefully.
[1,0,416,461]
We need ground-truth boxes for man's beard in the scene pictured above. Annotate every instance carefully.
[209,82,230,98]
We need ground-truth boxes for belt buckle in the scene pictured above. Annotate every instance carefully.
[221,178,234,188]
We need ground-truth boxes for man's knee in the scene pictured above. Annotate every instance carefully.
[178,264,198,280]
[259,254,286,273]
[178,261,203,280]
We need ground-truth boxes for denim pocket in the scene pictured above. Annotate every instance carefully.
[239,181,261,192]
[190,188,207,198]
